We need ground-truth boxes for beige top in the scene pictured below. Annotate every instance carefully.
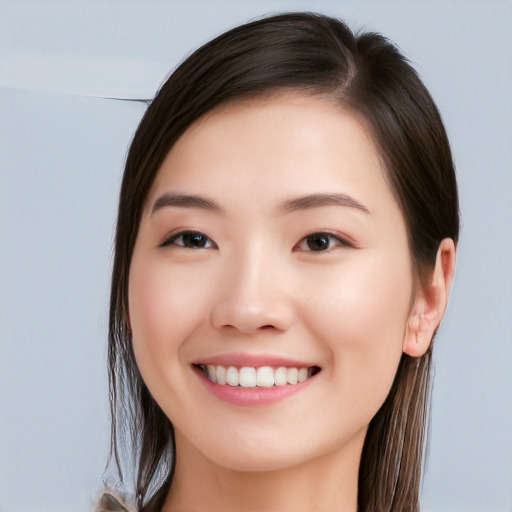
[96,492,130,512]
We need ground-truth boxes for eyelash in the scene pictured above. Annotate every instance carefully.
[294,232,353,252]
[159,230,216,249]
[159,230,353,252]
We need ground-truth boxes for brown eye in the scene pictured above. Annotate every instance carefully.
[181,232,210,248]
[306,234,331,251]
[294,232,352,253]
[160,231,215,249]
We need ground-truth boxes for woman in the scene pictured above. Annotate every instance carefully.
[99,12,459,512]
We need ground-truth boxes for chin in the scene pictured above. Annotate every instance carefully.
[177,426,316,473]
[206,448,309,474]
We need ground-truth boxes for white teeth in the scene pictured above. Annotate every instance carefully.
[206,365,216,383]
[274,366,287,386]
[200,364,316,388]
[226,366,239,386]
[239,367,257,387]
[298,367,308,383]
[256,366,274,388]
[216,365,226,385]
[286,367,298,385]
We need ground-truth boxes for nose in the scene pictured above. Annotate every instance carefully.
[211,250,295,334]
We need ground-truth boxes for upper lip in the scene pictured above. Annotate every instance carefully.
[192,353,319,368]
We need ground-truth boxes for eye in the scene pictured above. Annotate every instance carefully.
[295,232,351,252]
[160,230,216,249]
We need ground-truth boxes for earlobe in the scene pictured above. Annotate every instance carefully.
[403,238,456,357]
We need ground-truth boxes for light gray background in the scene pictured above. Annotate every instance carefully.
[1,1,511,511]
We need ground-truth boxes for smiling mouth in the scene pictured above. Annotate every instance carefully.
[195,364,321,388]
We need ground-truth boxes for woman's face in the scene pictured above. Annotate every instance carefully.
[129,93,418,473]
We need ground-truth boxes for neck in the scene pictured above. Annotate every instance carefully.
[162,428,364,512]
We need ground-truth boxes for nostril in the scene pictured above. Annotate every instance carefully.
[211,300,294,334]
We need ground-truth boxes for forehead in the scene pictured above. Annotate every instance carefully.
[147,92,396,217]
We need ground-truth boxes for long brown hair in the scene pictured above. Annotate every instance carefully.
[104,12,459,512]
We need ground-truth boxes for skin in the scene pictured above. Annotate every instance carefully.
[128,93,455,512]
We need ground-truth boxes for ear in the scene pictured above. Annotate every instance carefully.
[403,238,456,357]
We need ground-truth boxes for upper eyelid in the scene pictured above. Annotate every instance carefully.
[297,231,354,247]
[159,229,216,248]
[158,229,355,250]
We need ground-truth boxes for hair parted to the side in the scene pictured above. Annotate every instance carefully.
[104,12,459,512]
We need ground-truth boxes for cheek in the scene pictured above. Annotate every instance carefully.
[305,254,411,408]
[128,258,211,384]
[307,253,411,334]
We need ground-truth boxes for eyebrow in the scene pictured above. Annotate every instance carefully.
[151,193,224,216]
[150,191,370,217]
[279,193,370,215]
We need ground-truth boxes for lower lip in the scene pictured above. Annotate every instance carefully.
[193,366,316,406]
